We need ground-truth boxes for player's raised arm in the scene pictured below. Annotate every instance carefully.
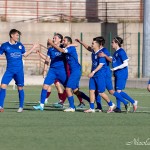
[48,39,65,53]
[23,43,39,57]
[75,38,92,52]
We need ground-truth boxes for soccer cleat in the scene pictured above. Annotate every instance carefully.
[84,108,95,113]
[63,107,75,112]
[53,102,64,108]
[133,100,138,112]
[76,102,85,109]
[17,107,23,113]
[113,108,121,113]
[33,105,44,111]
[107,103,115,113]
[125,104,129,113]
[95,108,103,112]
[0,107,4,112]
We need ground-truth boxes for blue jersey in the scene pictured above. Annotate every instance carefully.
[0,41,25,72]
[101,47,112,77]
[47,47,65,69]
[112,48,128,79]
[91,49,107,77]
[65,46,81,72]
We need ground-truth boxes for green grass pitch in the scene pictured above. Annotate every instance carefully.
[0,86,150,150]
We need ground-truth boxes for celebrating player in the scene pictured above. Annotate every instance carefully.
[0,29,39,112]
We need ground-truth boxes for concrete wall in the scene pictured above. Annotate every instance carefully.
[0,22,143,78]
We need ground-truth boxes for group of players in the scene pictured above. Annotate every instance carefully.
[1,28,149,113]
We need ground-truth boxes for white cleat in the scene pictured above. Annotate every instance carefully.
[107,103,115,113]
[64,107,75,112]
[17,107,23,113]
[84,108,95,113]
[133,100,138,112]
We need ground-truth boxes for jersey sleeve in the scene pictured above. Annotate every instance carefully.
[99,57,106,64]
[0,43,5,55]
[47,48,51,57]
[21,44,26,54]
[65,46,74,54]
[119,49,128,62]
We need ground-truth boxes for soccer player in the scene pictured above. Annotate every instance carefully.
[33,33,67,111]
[48,36,90,112]
[147,80,150,92]
[111,36,138,112]
[76,37,128,112]
[76,37,115,113]
[0,29,39,112]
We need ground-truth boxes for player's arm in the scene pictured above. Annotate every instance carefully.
[43,56,50,78]
[36,50,47,60]
[66,43,78,48]
[75,39,92,52]
[88,63,104,78]
[111,59,129,71]
[98,52,112,62]
[23,43,39,57]
[48,39,65,53]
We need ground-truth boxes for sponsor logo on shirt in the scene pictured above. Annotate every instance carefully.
[10,52,22,58]
[55,52,62,56]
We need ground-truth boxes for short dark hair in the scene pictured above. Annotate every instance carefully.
[55,33,63,43]
[9,29,21,38]
[114,36,123,47]
[64,36,72,44]
[93,36,105,46]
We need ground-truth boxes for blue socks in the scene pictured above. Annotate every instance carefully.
[18,89,24,108]
[120,91,135,104]
[107,101,113,106]
[90,103,94,109]
[0,88,6,107]
[113,92,128,105]
[40,89,47,104]
[68,96,75,108]
[116,98,121,109]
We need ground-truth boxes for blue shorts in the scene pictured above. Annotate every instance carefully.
[66,69,81,90]
[89,76,106,93]
[44,68,67,86]
[106,76,113,91]
[1,69,24,86]
[114,77,127,90]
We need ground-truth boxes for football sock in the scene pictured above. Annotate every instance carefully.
[18,89,24,108]
[90,103,95,109]
[68,96,75,108]
[76,95,83,103]
[79,91,90,102]
[113,92,128,105]
[120,91,135,104]
[116,98,121,109]
[108,101,113,106]
[95,91,102,109]
[0,88,6,107]
[46,92,51,98]
[40,89,47,104]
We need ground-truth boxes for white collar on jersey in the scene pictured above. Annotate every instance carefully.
[95,47,104,54]
[9,41,17,45]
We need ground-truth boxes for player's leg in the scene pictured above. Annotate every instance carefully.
[97,76,115,113]
[84,77,96,113]
[95,90,102,112]
[116,78,138,112]
[44,86,51,104]
[14,71,25,112]
[0,70,13,112]
[63,70,81,112]
[33,68,56,111]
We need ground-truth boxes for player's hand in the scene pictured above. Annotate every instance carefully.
[98,52,106,57]
[75,39,81,43]
[88,72,94,78]
[32,43,39,49]
[48,39,53,45]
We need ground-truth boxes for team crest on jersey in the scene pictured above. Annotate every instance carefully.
[115,53,118,57]
[95,55,97,59]
[19,45,22,49]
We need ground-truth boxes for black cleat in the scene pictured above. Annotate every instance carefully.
[114,108,121,113]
